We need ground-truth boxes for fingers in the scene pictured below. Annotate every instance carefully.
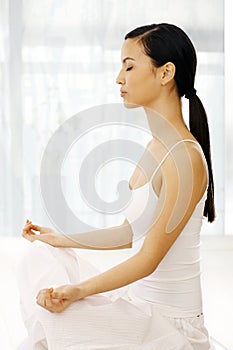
[36,287,54,301]
[24,219,33,230]
[36,288,67,313]
[22,224,35,242]
[30,224,40,230]
[51,291,66,300]
[36,288,54,308]
[22,219,41,242]
[36,288,49,307]
[25,220,40,231]
[23,223,34,233]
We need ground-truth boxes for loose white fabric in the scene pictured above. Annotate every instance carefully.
[17,241,210,349]
[17,139,211,349]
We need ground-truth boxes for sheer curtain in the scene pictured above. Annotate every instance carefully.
[0,0,224,236]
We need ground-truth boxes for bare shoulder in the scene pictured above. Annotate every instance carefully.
[139,139,208,265]
[148,137,207,174]
[160,139,208,202]
[181,140,208,181]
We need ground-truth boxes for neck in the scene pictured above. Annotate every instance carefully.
[143,94,189,143]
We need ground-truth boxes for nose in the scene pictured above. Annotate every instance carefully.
[116,68,125,85]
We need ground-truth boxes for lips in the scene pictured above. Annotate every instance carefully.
[120,90,127,97]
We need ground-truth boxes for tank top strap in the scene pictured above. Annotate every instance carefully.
[149,139,205,183]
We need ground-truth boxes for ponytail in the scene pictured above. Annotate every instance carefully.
[188,95,216,222]
[125,23,216,223]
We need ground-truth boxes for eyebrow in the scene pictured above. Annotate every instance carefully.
[122,57,135,63]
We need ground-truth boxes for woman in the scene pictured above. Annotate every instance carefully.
[18,23,216,349]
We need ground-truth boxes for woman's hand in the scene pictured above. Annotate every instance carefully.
[22,219,63,247]
[36,285,81,313]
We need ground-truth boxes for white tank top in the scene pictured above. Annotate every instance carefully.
[122,139,208,314]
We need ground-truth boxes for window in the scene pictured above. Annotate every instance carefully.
[0,0,225,236]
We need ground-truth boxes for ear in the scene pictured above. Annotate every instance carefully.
[160,62,176,85]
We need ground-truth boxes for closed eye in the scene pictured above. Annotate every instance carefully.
[126,67,133,71]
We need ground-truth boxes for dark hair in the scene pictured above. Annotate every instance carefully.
[125,23,216,223]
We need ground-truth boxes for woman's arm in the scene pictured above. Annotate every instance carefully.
[36,143,208,313]
[73,250,155,300]
[79,145,207,299]
[65,219,133,250]
[36,250,155,313]
[23,219,133,250]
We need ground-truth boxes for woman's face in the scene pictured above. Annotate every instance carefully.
[116,38,161,108]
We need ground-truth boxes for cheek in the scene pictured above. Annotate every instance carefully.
[132,77,157,102]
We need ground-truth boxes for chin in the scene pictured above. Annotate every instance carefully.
[123,101,141,109]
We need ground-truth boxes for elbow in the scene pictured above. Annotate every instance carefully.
[118,221,133,249]
[122,241,133,249]
[126,228,133,249]
[118,236,133,250]
[138,251,158,276]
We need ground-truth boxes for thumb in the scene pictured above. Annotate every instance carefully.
[30,224,41,230]
[51,291,66,300]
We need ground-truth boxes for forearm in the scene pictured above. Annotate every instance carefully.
[59,223,133,250]
[74,251,156,300]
